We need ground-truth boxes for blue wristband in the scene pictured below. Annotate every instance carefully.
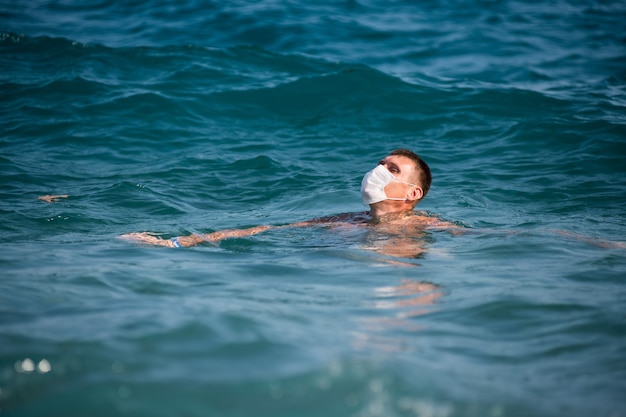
[171,237,182,248]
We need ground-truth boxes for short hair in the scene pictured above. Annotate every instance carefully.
[389,148,431,202]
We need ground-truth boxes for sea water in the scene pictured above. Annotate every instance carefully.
[1,1,625,416]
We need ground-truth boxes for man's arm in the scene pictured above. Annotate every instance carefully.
[120,225,275,247]
[118,213,356,248]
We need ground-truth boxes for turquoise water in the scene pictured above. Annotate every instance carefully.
[1,1,626,416]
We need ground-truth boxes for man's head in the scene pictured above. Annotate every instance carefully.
[361,148,432,213]
[386,148,431,205]
[377,149,431,207]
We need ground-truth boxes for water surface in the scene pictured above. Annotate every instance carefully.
[1,1,625,416]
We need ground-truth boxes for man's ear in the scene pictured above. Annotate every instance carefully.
[407,186,423,202]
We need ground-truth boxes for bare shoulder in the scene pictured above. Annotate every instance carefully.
[299,211,459,230]
[408,211,460,229]
[308,212,370,225]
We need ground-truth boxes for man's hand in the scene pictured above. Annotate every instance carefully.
[38,195,69,203]
[120,232,212,247]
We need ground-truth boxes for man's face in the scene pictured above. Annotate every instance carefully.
[378,155,419,200]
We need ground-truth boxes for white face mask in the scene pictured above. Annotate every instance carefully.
[360,164,417,205]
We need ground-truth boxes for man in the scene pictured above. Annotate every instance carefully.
[120,149,457,249]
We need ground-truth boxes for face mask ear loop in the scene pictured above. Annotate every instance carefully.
[389,177,419,202]
[391,179,418,187]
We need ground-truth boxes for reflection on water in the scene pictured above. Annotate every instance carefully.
[354,278,444,352]
[322,219,447,351]
[358,214,448,262]
[363,235,428,260]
